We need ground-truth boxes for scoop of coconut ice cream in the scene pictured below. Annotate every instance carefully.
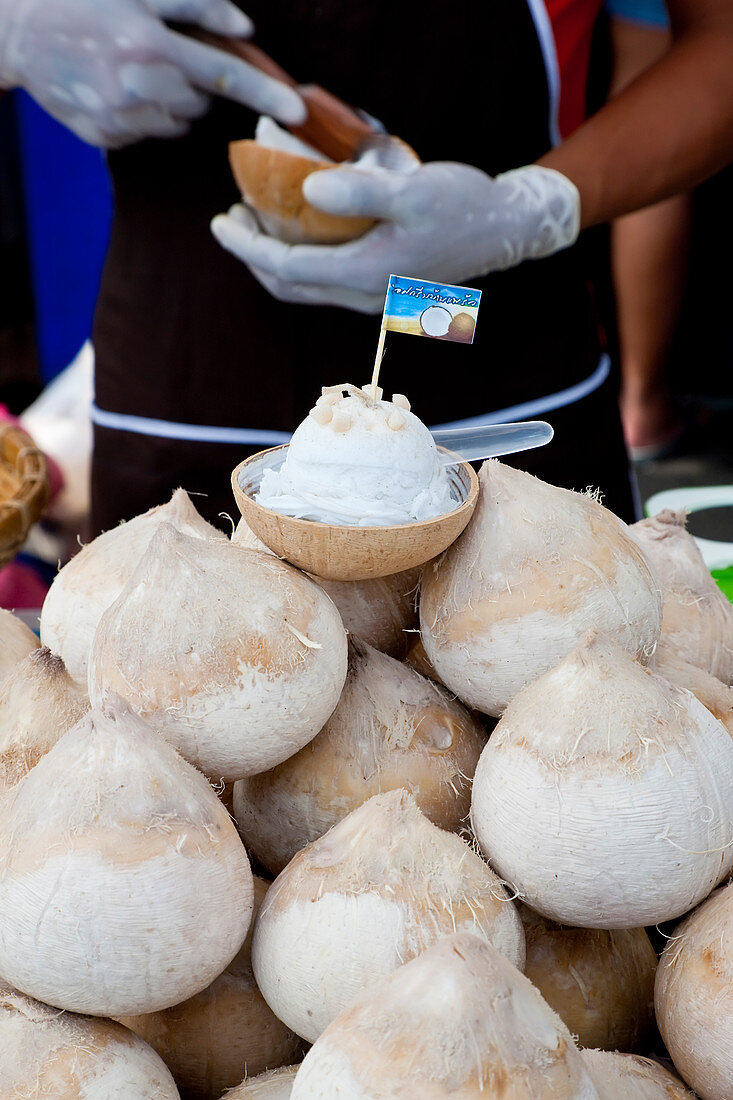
[256,385,457,526]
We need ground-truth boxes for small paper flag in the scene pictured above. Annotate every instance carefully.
[381,274,481,344]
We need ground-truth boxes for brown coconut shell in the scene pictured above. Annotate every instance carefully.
[229,142,375,245]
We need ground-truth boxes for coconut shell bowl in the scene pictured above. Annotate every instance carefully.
[231,445,479,581]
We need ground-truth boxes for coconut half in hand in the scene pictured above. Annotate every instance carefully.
[229,116,419,244]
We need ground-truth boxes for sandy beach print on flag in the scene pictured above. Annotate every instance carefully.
[382,275,482,343]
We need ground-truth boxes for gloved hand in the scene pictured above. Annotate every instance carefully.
[211,161,581,313]
[0,0,304,148]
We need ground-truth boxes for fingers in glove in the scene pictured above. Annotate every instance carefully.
[211,204,393,290]
[108,104,191,141]
[145,0,253,37]
[118,61,210,116]
[55,102,189,147]
[162,30,305,122]
[303,167,410,219]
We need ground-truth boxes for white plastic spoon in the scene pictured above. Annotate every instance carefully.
[433,420,554,465]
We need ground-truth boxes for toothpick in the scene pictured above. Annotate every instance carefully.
[368,323,387,405]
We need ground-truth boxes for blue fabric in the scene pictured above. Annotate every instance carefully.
[15,92,112,383]
[605,0,669,28]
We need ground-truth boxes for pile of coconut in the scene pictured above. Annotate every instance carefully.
[0,465,731,1098]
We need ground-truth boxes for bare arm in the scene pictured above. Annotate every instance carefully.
[539,0,733,228]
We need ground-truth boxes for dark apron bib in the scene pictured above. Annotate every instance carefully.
[93,0,634,530]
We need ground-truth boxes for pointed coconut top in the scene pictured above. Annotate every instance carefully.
[493,632,726,771]
[581,1051,694,1099]
[93,523,344,693]
[633,509,713,592]
[40,488,222,685]
[0,608,39,684]
[427,460,660,630]
[0,700,239,870]
[0,647,89,793]
[48,487,221,597]
[420,462,662,716]
[266,788,507,908]
[632,509,733,681]
[0,981,180,1097]
[292,933,597,1098]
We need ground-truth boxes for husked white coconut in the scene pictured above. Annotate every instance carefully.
[0,646,89,794]
[117,876,302,1099]
[632,509,733,683]
[581,1051,695,1099]
[314,570,421,659]
[0,702,253,1016]
[291,933,599,1098]
[0,608,39,683]
[421,460,662,716]
[652,647,733,736]
[233,638,487,874]
[233,517,420,658]
[232,517,270,552]
[41,488,221,686]
[471,634,733,928]
[227,1066,299,1098]
[89,526,348,780]
[0,982,180,1098]
[252,789,525,1043]
[655,880,733,1100]
[519,905,657,1051]
[404,635,445,684]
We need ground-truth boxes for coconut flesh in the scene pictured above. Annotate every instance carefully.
[89,525,348,781]
[0,981,180,1099]
[581,1050,695,1099]
[256,384,456,526]
[518,904,657,1051]
[0,646,89,795]
[40,488,222,687]
[421,460,662,717]
[227,1066,299,1099]
[232,517,421,659]
[291,932,599,1099]
[117,876,302,1099]
[632,508,733,684]
[655,879,733,1100]
[0,702,253,1016]
[233,637,487,875]
[0,607,39,684]
[252,788,525,1044]
[471,633,733,927]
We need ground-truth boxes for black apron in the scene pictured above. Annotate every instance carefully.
[92,0,635,532]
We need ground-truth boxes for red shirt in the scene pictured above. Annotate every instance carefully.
[545,0,604,137]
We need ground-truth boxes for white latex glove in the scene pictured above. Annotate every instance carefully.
[0,0,304,148]
[211,162,581,313]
